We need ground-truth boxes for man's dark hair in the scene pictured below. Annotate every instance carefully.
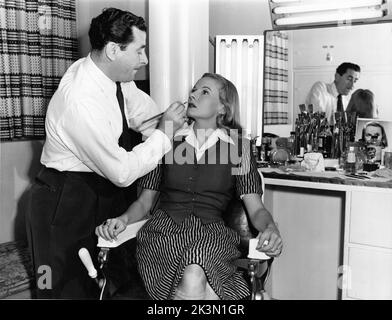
[336,62,361,76]
[88,7,147,51]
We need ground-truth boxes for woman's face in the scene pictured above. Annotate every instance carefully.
[365,125,382,145]
[186,77,223,122]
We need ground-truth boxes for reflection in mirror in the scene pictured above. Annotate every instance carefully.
[355,118,392,146]
[263,22,392,138]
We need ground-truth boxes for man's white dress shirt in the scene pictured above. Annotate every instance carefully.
[41,54,171,187]
[305,81,349,124]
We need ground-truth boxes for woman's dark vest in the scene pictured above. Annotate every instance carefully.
[159,136,242,224]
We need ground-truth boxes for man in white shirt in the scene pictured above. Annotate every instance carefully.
[305,62,361,124]
[27,8,186,299]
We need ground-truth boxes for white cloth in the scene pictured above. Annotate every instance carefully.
[174,122,235,161]
[305,81,349,124]
[41,54,171,187]
[300,152,325,172]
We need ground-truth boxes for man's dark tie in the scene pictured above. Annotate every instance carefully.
[115,81,141,201]
[102,82,145,299]
[116,82,133,151]
[337,94,344,112]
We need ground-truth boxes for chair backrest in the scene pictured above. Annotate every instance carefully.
[223,197,258,257]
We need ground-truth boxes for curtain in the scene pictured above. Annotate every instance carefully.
[0,0,78,141]
[263,31,289,125]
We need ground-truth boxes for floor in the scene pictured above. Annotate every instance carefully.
[3,289,33,299]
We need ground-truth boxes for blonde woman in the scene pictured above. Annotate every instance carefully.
[96,73,282,300]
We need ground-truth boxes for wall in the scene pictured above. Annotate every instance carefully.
[209,0,272,73]
[0,141,44,243]
[75,0,149,80]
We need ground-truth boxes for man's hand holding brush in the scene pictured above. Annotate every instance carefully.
[137,101,188,138]
[152,101,188,138]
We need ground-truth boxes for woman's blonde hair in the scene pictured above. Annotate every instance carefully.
[346,89,378,118]
[201,73,243,134]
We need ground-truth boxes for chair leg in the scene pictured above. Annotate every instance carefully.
[97,248,110,300]
[247,259,272,300]
[248,261,257,300]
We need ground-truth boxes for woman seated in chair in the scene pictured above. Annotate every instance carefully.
[96,73,283,300]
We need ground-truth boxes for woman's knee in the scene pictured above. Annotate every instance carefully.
[179,264,207,292]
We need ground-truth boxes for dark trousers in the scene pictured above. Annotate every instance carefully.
[26,167,137,299]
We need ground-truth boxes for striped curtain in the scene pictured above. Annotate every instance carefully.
[263,31,289,125]
[0,0,78,141]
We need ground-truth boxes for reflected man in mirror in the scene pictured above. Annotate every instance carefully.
[305,62,361,124]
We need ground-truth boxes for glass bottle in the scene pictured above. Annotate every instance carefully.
[262,137,271,162]
[294,119,300,156]
[288,131,295,158]
[345,146,356,174]
[355,142,367,171]
[319,118,332,158]
[324,124,333,158]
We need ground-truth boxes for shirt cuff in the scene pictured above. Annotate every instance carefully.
[148,129,172,155]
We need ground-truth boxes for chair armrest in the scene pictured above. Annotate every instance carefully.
[97,219,148,248]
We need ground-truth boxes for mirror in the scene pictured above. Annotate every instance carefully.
[263,22,392,137]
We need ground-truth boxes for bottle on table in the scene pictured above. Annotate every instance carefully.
[288,131,296,158]
[345,146,356,174]
[318,118,333,158]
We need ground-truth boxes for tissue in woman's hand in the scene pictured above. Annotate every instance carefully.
[248,238,271,260]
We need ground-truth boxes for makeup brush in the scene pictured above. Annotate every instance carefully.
[141,101,188,125]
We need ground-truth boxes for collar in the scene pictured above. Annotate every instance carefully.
[329,81,340,98]
[174,122,235,146]
[85,53,117,97]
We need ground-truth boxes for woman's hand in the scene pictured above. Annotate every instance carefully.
[95,217,127,241]
[256,226,283,258]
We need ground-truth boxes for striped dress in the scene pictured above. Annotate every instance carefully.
[136,136,262,300]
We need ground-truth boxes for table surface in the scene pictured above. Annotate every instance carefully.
[260,167,392,189]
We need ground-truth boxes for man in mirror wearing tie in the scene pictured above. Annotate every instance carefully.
[305,62,361,124]
[26,8,187,299]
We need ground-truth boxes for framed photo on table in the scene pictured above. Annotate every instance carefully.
[355,118,392,164]
[355,118,392,144]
